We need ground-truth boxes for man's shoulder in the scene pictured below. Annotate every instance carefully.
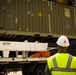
[72,55,76,59]
[47,53,57,59]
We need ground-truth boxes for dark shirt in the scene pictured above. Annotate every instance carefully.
[45,64,51,75]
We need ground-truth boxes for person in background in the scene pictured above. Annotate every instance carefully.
[45,35,76,75]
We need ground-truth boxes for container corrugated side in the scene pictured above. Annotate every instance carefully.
[49,2,75,36]
[0,0,17,30]
[0,0,49,33]
[25,0,49,33]
[0,0,76,38]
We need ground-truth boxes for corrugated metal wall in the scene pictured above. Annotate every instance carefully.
[74,7,76,35]
[0,0,49,33]
[49,1,75,36]
[0,0,16,30]
[0,0,76,37]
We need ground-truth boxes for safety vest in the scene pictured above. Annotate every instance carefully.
[47,53,76,75]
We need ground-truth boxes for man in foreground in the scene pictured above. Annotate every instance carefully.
[45,35,76,75]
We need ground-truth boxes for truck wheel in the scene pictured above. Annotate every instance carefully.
[33,65,45,75]
[22,71,30,75]
[22,67,30,75]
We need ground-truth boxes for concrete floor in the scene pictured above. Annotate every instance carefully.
[8,71,22,75]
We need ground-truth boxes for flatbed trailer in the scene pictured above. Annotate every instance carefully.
[0,41,54,75]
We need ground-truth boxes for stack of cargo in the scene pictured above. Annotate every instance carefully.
[29,51,50,58]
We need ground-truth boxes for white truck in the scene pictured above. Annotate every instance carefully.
[0,41,55,75]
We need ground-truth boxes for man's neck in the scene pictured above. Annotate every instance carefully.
[58,50,67,53]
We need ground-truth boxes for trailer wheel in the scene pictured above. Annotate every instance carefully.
[33,65,45,75]
[22,67,30,75]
